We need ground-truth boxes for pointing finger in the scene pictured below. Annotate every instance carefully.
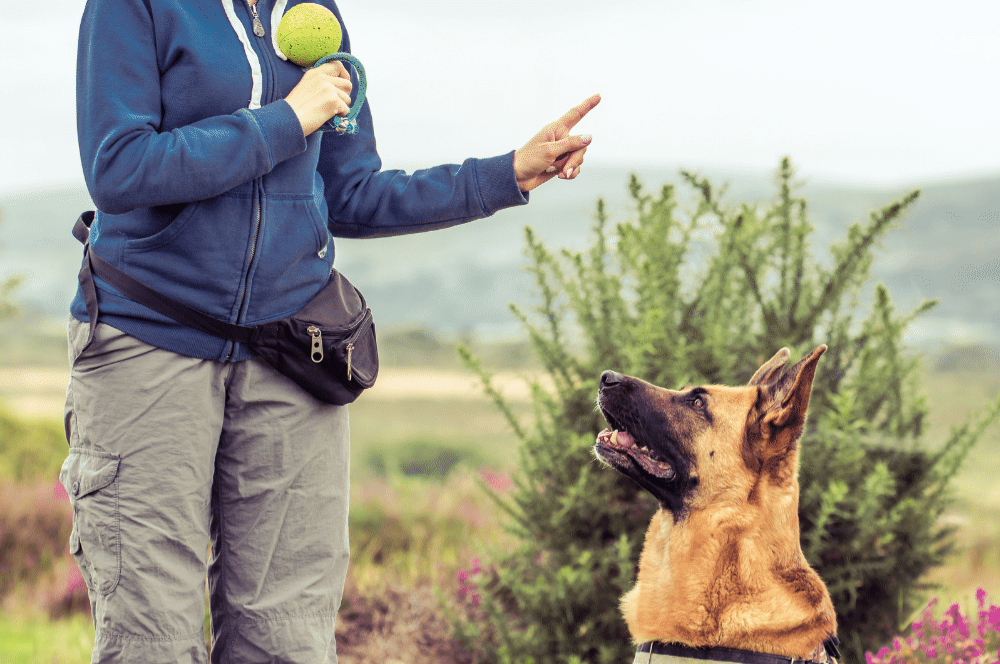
[556,93,601,131]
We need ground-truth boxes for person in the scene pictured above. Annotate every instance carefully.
[60,0,599,662]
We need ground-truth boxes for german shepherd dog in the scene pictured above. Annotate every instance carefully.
[594,346,839,664]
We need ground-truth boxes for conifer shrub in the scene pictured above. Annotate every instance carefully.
[453,159,1000,663]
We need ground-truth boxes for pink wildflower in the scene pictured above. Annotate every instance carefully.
[478,468,514,493]
[53,481,68,500]
[989,605,1000,631]
[67,566,85,592]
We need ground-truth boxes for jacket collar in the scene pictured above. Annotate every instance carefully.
[220,0,293,110]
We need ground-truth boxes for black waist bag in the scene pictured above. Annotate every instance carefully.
[73,211,378,405]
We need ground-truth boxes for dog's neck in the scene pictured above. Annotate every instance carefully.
[621,480,837,660]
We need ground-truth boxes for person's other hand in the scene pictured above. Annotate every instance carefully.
[513,94,601,193]
[285,61,354,137]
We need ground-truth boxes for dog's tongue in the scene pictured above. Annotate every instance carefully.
[597,429,674,480]
[597,429,636,448]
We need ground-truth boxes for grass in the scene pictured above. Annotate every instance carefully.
[0,614,94,664]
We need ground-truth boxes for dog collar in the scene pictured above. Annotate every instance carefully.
[634,640,839,664]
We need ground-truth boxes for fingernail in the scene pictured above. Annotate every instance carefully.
[581,134,593,144]
[545,166,557,174]
[565,167,574,178]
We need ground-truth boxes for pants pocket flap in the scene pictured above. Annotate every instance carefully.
[60,448,121,501]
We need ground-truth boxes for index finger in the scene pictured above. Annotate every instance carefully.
[557,93,601,131]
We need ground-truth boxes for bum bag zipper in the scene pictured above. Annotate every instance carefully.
[307,309,373,381]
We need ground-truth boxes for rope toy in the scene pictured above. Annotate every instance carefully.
[276,3,367,135]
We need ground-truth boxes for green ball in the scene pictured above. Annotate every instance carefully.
[277,3,343,68]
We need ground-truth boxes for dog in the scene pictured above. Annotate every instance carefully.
[594,346,839,664]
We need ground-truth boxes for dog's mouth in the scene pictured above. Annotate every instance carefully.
[595,428,675,481]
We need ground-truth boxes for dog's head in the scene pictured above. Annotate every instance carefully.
[594,346,826,515]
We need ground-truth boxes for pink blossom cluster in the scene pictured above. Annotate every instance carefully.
[866,589,1000,664]
[456,557,483,608]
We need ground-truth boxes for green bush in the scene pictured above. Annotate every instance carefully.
[454,159,1000,663]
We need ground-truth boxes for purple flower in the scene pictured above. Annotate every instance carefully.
[977,588,989,608]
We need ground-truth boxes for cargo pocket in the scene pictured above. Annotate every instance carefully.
[59,448,122,596]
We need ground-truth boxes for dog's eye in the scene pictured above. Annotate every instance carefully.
[692,397,704,409]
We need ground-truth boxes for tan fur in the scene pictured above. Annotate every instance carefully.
[610,347,836,659]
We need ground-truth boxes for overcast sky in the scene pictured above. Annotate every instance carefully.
[3,0,999,197]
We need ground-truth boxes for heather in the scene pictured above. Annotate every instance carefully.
[866,590,1000,664]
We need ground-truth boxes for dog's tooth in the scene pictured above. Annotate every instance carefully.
[610,430,619,445]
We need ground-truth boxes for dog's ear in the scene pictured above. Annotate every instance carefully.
[744,345,827,477]
[747,348,791,386]
[760,345,827,430]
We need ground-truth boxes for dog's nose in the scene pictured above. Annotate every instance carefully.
[601,370,624,388]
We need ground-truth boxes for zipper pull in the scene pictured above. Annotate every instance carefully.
[307,326,324,364]
[248,0,265,37]
[346,343,354,381]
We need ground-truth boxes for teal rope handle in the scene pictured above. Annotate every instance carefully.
[312,53,367,135]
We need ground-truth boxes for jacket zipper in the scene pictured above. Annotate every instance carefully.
[247,0,265,36]
[225,183,264,362]
[224,0,268,362]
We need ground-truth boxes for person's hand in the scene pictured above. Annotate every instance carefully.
[513,94,601,193]
[284,61,354,137]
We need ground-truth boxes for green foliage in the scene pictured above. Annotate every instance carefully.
[365,439,485,480]
[455,159,1000,663]
[0,404,67,482]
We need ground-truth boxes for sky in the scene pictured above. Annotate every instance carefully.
[2,0,999,197]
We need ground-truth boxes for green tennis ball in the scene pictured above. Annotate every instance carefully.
[277,3,343,68]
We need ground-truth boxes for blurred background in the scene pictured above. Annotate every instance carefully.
[1,0,998,661]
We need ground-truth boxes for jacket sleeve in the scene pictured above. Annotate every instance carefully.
[316,6,528,239]
[77,0,307,215]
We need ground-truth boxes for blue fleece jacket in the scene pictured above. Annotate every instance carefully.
[72,0,528,362]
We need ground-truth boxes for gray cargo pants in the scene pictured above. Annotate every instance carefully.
[60,319,350,664]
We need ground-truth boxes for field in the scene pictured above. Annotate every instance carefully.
[0,329,998,663]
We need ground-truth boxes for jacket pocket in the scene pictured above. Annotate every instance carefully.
[60,449,122,596]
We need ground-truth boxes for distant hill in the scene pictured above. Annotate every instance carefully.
[1,165,998,345]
